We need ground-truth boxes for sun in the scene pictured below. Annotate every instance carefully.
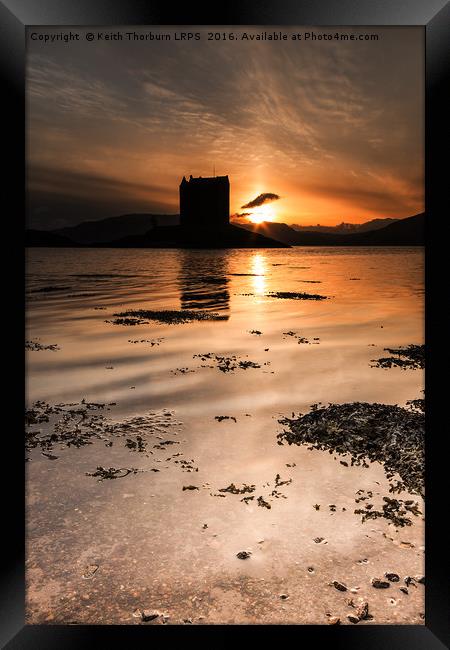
[249,204,275,224]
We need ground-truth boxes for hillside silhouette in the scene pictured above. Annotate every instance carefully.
[26,213,424,248]
[239,213,424,246]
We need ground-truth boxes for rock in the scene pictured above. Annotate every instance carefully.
[182,485,199,491]
[399,587,409,595]
[313,537,325,544]
[332,581,347,592]
[141,609,160,622]
[279,594,289,600]
[328,616,340,625]
[385,572,400,582]
[347,615,360,624]
[236,551,252,560]
[82,564,99,579]
[183,618,193,624]
[355,601,369,620]
[414,575,425,584]
[371,578,390,589]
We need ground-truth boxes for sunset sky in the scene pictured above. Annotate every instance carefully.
[27,27,424,230]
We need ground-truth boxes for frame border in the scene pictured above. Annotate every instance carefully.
[2,1,449,647]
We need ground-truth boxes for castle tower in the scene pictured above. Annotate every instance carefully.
[179,175,230,229]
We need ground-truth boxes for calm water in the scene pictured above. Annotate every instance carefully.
[25,247,425,625]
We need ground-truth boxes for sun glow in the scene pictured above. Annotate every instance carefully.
[249,204,276,224]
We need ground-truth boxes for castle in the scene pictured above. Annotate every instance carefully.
[179,175,230,229]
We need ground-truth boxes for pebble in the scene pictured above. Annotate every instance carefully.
[371,578,390,589]
[355,601,369,620]
[236,551,252,560]
[399,587,409,595]
[279,594,289,600]
[142,609,161,622]
[82,564,99,580]
[347,615,360,624]
[384,572,400,582]
[328,616,340,625]
[332,581,347,592]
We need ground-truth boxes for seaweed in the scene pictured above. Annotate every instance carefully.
[370,345,424,370]
[107,309,228,325]
[218,483,255,495]
[278,401,424,496]
[26,340,60,351]
[193,352,261,373]
[267,291,328,301]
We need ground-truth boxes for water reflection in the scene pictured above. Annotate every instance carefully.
[179,251,230,315]
[250,253,267,295]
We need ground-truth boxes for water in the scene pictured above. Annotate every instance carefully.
[25,247,425,625]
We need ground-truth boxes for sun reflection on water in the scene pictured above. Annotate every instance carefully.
[250,253,267,295]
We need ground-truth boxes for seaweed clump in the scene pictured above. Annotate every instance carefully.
[371,345,424,370]
[107,309,228,325]
[26,340,60,351]
[267,291,328,301]
[277,402,424,496]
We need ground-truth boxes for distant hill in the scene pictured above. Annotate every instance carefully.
[96,224,289,249]
[25,229,82,247]
[54,213,180,244]
[239,213,424,246]
[26,213,424,248]
[289,217,399,234]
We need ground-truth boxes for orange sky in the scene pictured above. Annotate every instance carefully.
[27,27,424,230]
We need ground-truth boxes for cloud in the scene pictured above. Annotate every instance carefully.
[231,212,251,219]
[26,27,424,228]
[241,193,280,209]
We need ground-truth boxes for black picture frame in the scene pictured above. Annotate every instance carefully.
[3,0,449,647]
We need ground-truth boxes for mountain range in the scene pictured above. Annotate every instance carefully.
[289,217,399,233]
[26,213,424,248]
[239,213,424,246]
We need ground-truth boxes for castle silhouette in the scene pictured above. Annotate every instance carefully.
[180,175,230,229]
[85,175,287,247]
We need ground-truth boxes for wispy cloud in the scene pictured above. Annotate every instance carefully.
[26,27,424,228]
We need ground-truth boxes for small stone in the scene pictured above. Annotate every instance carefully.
[328,616,340,625]
[399,587,409,595]
[347,615,360,624]
[414,575,425,584]
[385,572,400,582]
[142,609,160,622]
[183,618,193,624]
[236,551,252,560]
[279,594,289,600]
[355,601,369,620]
[371,578,390,589]
[307,566,314,573]
[332,581,347,592]
[82,564,99,579]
